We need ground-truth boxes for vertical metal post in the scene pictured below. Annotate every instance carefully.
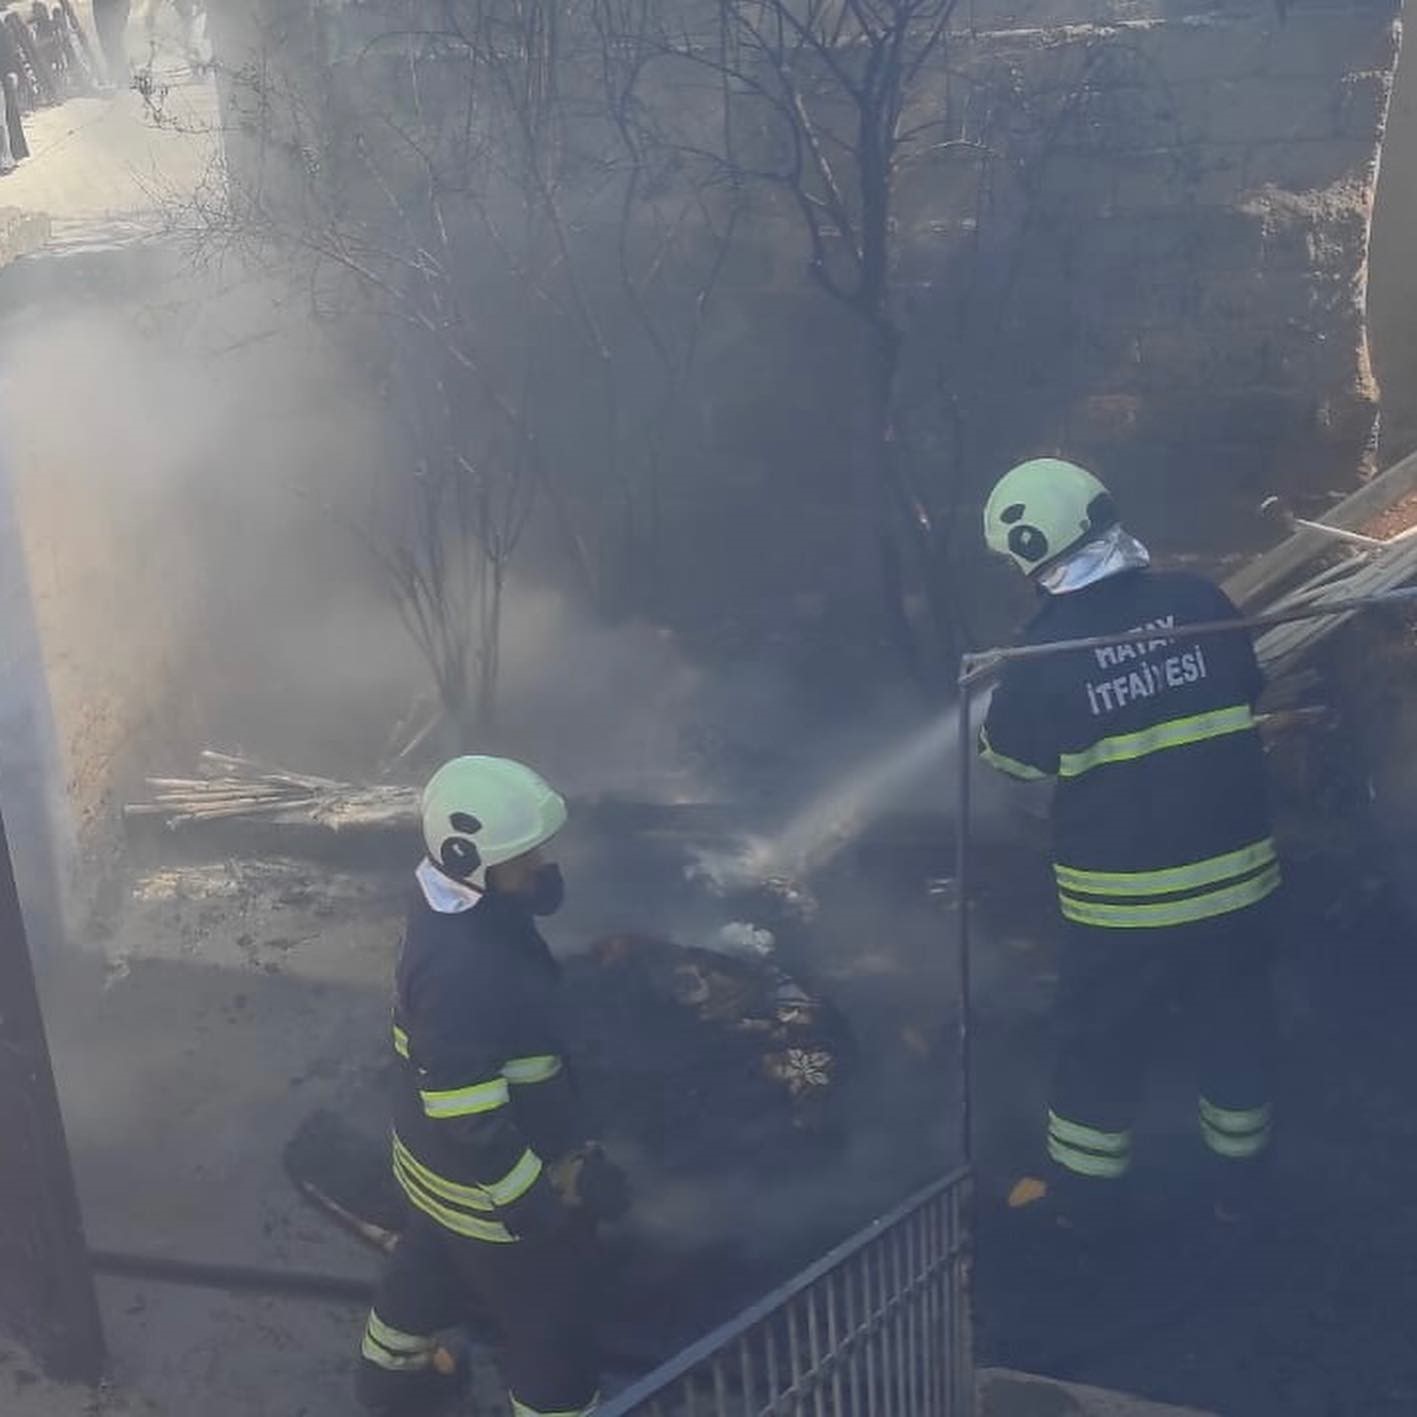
[0,805,103,1381]
[955,664,987,1417]
[955,667,977,1168]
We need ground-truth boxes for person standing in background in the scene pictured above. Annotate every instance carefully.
[142,0,203,75]
[91,0,131,87]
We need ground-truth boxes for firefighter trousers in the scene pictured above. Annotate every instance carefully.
[357,1210,600,1416]
[1047,896,1277,1193]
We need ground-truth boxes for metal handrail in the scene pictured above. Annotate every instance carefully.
[599,1167,973,1416]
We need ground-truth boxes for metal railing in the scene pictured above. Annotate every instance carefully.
[599,1168,974,1417]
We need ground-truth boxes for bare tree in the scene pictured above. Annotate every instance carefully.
[596,0,968,677]
[165,0,748,733]
[175,0,1117,720]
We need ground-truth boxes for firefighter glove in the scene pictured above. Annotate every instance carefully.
[552,1143,631,1223]
[499,1174,572,1242]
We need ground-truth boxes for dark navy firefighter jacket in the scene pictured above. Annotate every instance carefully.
[979,568,1279,930]
[391,888,582,1242]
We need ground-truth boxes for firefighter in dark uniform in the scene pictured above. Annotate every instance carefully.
[91,0,131,86]
[358,755,629,1417]
[979,459,1278,1225]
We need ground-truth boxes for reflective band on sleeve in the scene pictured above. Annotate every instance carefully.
[420,1076,511,1119]
[1059,864,1280,929]
[392,1134,497,1211]
[1055,839,1278,899]
[978,726,1053,782]
[484,1147,544,1206]
[1199,1097,1273,1160]
[362,1310,435,1372]
[511,1393,601,1417]
[392,1151,515,1243]
[393,1132,541,1224]
[502,1054,564,1086]
[1058,703,1255,779]
[1047,1110,1132,1180]
[393,1025,410,1060]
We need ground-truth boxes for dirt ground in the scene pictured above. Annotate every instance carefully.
[0,793,943,1414]
[4,773,1404,1417]
[31,857,405,1417]
[0,665,1408,1417]
[15,849,570,1416]
[0,825,1155,1417]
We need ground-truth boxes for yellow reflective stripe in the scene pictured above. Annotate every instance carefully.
[362,1333,433,1371]
[503,1054,564,1086]
[393,1025,410,1060]
[393,1135,543,1223]
[1048,1110,1130,1156]
[1199,1097,1273,1158]
[511,1394,601,1417]
[366,1311,434,1356]
[1059,864,1280,929]
[1201,1119,1273,1159]
[419,1076,510,1119]
[978,726,1052,782]
[1047,1110,1132,1179]
[393,1157,515,1243]
[1058,703,1254,779]
[391,1134,496,1211]
[1047,1134,1131,1179]
[362,1311,435,1371]
[1199,1097,1273,1134]
[484,1148,543,1206]
[1054,838,1278,899]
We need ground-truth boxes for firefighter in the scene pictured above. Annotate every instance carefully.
[978,459,1278,1227]
[91,0,131,86]
[358,755,629,1417]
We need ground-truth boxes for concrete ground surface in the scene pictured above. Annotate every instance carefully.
[980,1371,1215,1417]
[39,860,407,1417]
[17,858,555,1415]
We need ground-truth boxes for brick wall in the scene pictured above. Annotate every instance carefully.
[935,0,1401,564]
[203,0,1404,656]
[1369,8,1417,459]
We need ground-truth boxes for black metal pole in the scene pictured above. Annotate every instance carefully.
[960,582,1417,675]
[0,807,104,1382]
[955,674,976,1169]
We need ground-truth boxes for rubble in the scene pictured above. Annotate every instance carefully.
[124,751,418,832]
[1225,447,1417,692]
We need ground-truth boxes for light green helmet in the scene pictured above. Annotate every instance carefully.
[420,755,567,884]
[984,458,1116,576]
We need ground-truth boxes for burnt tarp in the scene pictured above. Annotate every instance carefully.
[564,933,853,1171]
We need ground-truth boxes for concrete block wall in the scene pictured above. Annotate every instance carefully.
[902,0,1403,562]
[205,0,1404,643]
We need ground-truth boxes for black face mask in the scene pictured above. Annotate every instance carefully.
[528,862,565,917]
